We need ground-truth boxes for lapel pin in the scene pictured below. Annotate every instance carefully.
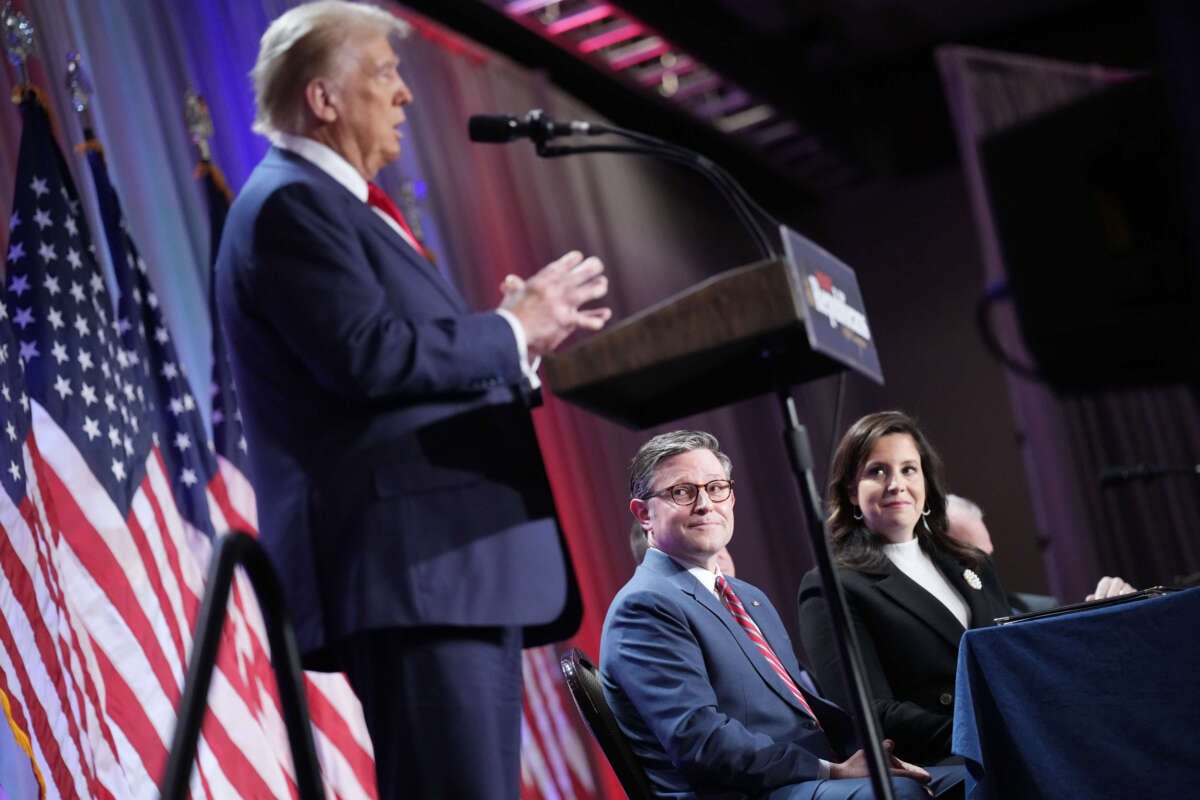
[962,568,983,590]
[752,600,760,606]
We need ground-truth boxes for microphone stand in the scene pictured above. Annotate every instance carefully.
[532,123,781,262]
[524,122,897,800]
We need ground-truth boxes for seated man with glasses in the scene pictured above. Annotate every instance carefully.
[600,430,963,799]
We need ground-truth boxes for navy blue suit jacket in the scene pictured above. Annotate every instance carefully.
[600,549,858,799]
[215,146,580,663]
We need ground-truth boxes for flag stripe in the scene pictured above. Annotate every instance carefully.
[0,616,64,800]
[46,457,256,798]
[37,449,186,714]
[205,486,377,797]
[0,481,97,799]
[0,521,90,800]
[25,440,133,800]
[215,455,257,530]
[19,462,132,800]
[205,468,255,535]
[305,675,376,798]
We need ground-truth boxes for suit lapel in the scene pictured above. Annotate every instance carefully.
[935,551,998,628]
[362,209,468,311]
[669,569,810,715]
[874,560,965,649]
[268,147,468,312]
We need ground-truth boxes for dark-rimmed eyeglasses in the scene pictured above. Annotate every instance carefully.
[644,480,734,506]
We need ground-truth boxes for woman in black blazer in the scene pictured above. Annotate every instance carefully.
[798,411,1012,764]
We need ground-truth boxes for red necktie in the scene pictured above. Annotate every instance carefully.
[716,574,819,722]
[367,182,425,257]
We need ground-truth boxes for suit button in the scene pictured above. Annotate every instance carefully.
[939,692,953,707]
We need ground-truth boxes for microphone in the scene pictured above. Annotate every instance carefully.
[1099,463,1200,487]
[468,109,601,144]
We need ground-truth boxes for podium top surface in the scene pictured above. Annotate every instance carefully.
[542,258,847,429]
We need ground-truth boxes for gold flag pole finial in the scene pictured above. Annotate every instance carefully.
[2,2,36,94]
[185,89,214,162]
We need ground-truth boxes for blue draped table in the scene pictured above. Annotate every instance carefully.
[952,586,1200,799]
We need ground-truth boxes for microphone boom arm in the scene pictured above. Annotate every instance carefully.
[534,129,782,262]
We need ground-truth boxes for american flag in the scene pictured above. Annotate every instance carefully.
[2,90,199,796]
[195,160,256,523]
[1,206,107,799]
[0,91,377,798]
[519,645,597,800]
[85,130,297,798]
[195,155,377,798]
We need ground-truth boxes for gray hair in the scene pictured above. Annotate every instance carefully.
[628,430,732,500]
[947,494,983,519]
[251,0,410,137]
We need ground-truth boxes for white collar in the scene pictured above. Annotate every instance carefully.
[272,133,368,203]
[657,548,723,598]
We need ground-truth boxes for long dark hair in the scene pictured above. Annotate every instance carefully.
[827,410,979,571]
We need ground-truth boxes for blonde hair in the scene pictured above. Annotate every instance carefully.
[251,0,409,137]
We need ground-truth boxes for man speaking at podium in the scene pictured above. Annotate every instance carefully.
[215,2,610,797]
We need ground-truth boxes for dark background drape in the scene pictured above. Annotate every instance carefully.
[2,1,1198,794]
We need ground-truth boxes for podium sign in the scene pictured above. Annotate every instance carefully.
[543,232,881,428]
[781,225,883,386]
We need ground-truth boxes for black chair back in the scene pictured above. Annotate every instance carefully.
[559,648,656,800]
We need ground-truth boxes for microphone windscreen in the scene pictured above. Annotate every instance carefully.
[468,114,518,143]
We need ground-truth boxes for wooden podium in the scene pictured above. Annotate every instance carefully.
[542,258,847,428]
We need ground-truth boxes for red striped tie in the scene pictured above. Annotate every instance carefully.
[367,182,426,257]
[716,574,819,722]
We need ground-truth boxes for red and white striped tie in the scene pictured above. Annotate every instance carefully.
[716,574,819,722]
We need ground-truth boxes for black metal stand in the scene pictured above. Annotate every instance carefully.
[159,531,326,800]
[777,390,894,800]
[493,113,895,795]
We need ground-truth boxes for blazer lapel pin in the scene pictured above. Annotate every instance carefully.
[962,568,983,590]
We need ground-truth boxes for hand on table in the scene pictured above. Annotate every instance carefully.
[1086,575,1137,601]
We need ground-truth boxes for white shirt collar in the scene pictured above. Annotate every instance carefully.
[272,132,425,253]
[656,548,723,598]
[272,133,368,202]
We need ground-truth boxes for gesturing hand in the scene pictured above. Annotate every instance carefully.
[499,250,612,358]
